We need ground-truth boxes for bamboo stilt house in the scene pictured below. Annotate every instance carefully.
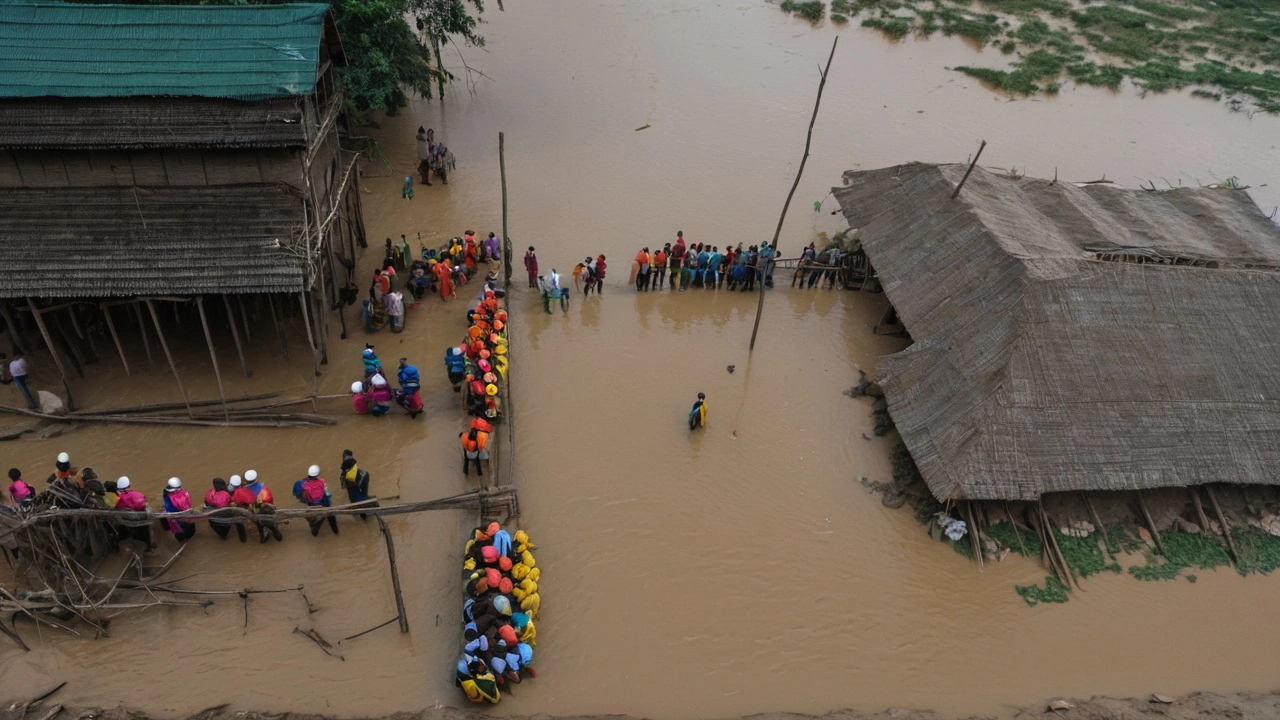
[833,163,1280,502]
[0,3,367,405]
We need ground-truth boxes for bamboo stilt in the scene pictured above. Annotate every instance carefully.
[132,302,153,364]
[52,314,85,377]
[376,516,410,634]
[298,291,319,412]
[1004,500,1027,556]
[267,294,288,360]
[0,301,28,355]
[99,303,130,376]
[1205,484,1239,563]
[221,295,249,377]
[1135,490,1166,556]
[195,297,229,422]
[237,295,252,345]
[144,299,192,418]
[1082,492,1112,558]
[26,298,75,411]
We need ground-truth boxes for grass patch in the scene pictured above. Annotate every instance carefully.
[956,48,1068,93]
[1128,529,1233,581]
[1015,575,1069,606]
[938,6,1002,43]
[831,0,854,12]
[1055,529,1122,578]
[977,0,1070,16]
[863,16,913,37]
[985,521,1042,557]
[1067,61,1126,89]
[832,12,850,22]
[1232,526,1280,576]
[780,0,825,22]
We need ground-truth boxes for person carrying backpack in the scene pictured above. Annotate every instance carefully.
[293,465,337,536]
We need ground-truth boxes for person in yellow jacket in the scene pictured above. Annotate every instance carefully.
[689,392,707,430]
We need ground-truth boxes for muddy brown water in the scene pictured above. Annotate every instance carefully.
[4,0,1280,717]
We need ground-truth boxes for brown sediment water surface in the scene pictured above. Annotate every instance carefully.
[4,0,1280,717]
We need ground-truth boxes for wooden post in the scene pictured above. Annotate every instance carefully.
[500,131,511,289]
[1135,490,1166,556]
[950,140,987,200]
[376,517,410,634]
[298,291,320,412]
[237,295,252,345]
[221,295,249,377]
[0,302,29,355]
[267,294,288,360]
[1081,492,1111,557]
[26,298,75,411]
[53,314,86,376]
[144,299,192,418]
[325,235,348,340]
[195,297,229,422]
[99,303,130,376]
[132,301,153,364]
[1204,484,1240,563]
[750,36,838,351]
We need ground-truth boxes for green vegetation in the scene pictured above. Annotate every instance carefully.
[1015,575,1069,606]
[800,0,1280,113]
[985,521,1042,557]
[832,13,850,23]
[781,0,826,22]
[1232,526,1280,576]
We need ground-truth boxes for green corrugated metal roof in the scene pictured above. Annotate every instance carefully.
[0,3,330,100]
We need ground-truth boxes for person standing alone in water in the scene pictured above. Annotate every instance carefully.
[689,392,707,430]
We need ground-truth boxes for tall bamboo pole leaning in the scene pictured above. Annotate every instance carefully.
[500,132,511,288]
[749,36,838,351]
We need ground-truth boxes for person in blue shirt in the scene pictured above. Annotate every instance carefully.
[707,247,724,288]
[445,346,467,392]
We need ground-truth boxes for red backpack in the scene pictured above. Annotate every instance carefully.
[301,478,326,505]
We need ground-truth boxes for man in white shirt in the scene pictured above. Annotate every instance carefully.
[9,353,34,409]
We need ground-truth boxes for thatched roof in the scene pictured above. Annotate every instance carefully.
[833,163,1280,501]
[0,183,308,298]
[0,97,308,150]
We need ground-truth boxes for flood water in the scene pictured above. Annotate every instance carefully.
[4,0,1280,717]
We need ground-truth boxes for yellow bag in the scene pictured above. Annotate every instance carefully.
[520,592,540,619]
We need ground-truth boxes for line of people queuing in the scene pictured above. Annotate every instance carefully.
[456,522,540,704]
[362,231,501,331]
[2,451,378,548]
[352,345,422,419]
[448,277,508,477]
[628,232,779,292]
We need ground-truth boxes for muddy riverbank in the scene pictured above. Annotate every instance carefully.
[3,0,1280,717]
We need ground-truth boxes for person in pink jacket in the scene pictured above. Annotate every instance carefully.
[114,476,153,549]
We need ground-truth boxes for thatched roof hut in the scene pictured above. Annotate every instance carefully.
[833,163,1280,501]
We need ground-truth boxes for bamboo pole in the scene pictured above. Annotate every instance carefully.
[1135,490,1166,556]
[1003,500,1027,556]
[52,314,85,377]
[267,294,288,359]
[500,131,511,289]
[144,299,192,418]
[298,292,320,412]
[750,36,838,351]
[237,295,253,345]
[73,391,280,416]
[222,295,249,377]
[132,302,153,364]
[377,516,410,634]
[99,303,130,376]
[1082,492,1112,558]
[1204,484,1239,563]
[195,297,229,422]
[950,140,987,200]
[0,301,28,355]
[26,298,75,411]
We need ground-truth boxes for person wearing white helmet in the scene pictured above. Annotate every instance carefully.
[161,477,197,542]
[234,470,281,543]
[293,465,337,536]
[351,380,371,414]
[113,476,154,549]
[47,451,79,487]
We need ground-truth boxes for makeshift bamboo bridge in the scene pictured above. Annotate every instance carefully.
[0,486,518,647]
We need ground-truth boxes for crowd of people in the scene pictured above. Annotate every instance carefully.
[448,275,508,477]
[455,522,539,703]
[351,345,422,419]
[520,233,845,310]
[2,451,378,546]
[365,230,503,328]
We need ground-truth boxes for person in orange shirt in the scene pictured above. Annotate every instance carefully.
[652,245,668,290]
[634,247,651,291]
